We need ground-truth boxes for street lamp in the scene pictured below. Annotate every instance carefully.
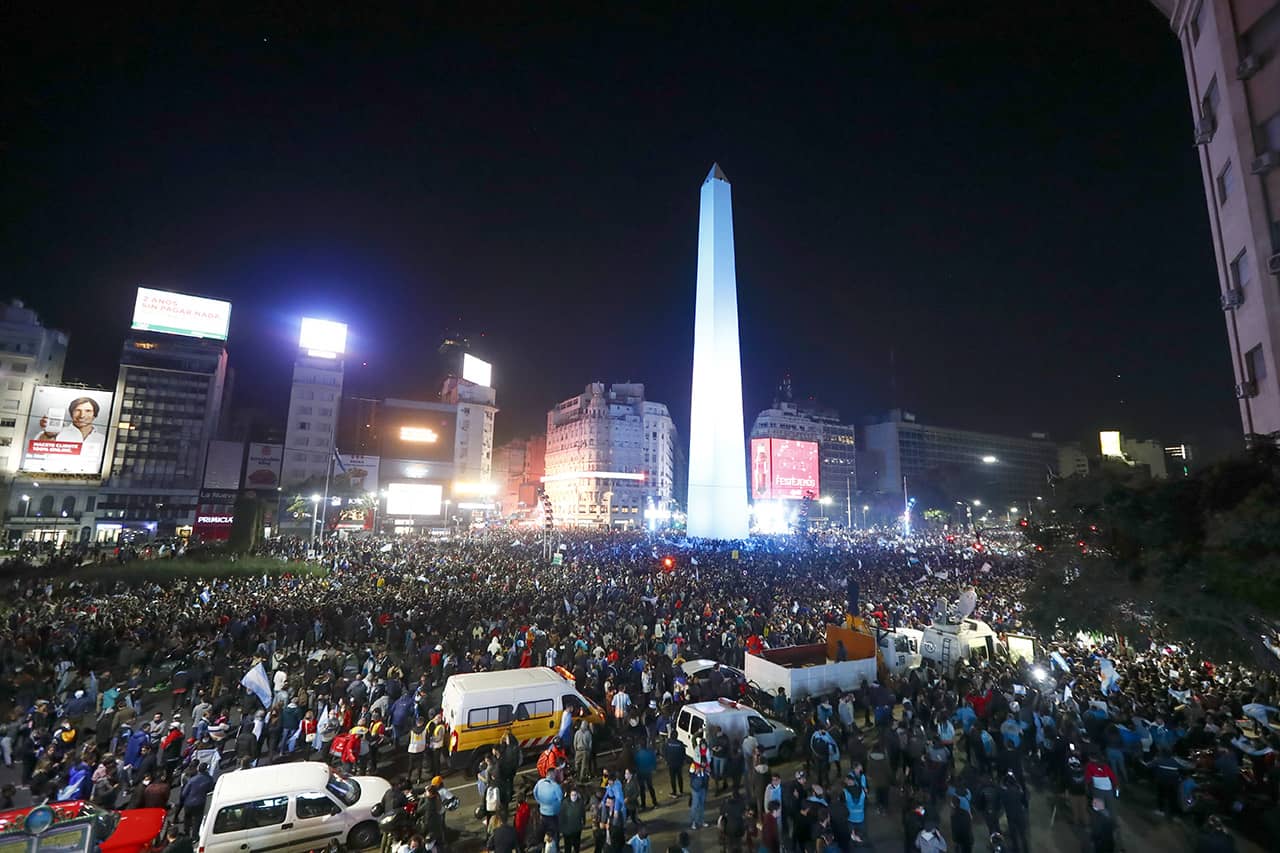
[819,495,832,521]
[981,455,998,464]
[972,499,982,507]
[861,504,869,528]
[1008,506,1019,525]
[309,494,321,551]
[20,494,30,518]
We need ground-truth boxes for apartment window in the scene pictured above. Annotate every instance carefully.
[9,363,26,374]
[1246,345,1268,384]
[296,421,311,430]
[86,496,96,511]
[298,406,313,415]
[1231,249,1253,289]
[0,438,9,447]
[1202,77,1220,123]
[1216,160,1235,205]
[0,419,13,428]
[7,380,21,391]
[0,400,17,411]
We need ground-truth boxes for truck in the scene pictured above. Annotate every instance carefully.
[744,624,878,701]
[918,618,1041,671]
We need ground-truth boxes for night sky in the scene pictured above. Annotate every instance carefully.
[2,3,1242,458]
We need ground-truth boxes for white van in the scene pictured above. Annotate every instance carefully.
[198,762,389,853]
[673,698,797,763]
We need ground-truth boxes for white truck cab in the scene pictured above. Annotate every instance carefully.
[919,619,1001,671]
[673,698,796,762]
[877,628,923,676]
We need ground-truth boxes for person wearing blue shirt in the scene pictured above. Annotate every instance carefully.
[688,763,709,830]
[534,774,564,837]
[842,775,867,841]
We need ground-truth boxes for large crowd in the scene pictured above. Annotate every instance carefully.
[1,528,1278,853]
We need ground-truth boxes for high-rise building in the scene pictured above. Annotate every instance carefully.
[1151,0,1280,441]
[687,164,749,539]
[750,397,857,524]
[860,410,1057,510]
[280,319,348,494]
[0,301,67,482]
[95,330,229,538]
[1099,429,1171,479]
[1058,443,1092,479]
[544,382,677,527]
[440,376,497,483]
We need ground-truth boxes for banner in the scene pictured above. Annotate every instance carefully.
[240,662,272,709]
[204,440,244,490]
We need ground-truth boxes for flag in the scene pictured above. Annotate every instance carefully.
[199,587,211,605]
[1050,651,1070,672]
[564,598,572,615]
[333,448,347,473]
[241,662,272,709]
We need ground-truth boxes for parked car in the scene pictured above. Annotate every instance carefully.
[0,801,165,853]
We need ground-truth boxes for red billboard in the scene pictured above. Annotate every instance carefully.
[750,438,819,501]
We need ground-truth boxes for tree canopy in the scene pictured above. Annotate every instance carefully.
[1022,446,1280,672]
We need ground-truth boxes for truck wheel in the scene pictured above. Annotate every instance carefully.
[776,742,794,762]
[348,821,381,850]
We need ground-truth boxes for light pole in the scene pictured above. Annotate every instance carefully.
[1008,506,1019,526]
[819,495,832,521]
[602,491,614,530]
[845,474,852,528]
[861,504,869,528]
[443,499,452,530]
[20,494,30,517]
[309,494,321,551]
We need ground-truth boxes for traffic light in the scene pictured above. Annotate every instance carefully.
[1018,518,1029,529]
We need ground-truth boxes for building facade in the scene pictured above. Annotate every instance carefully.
[493,435,546,516]
[0,301,67,483]
[92,332,229,539]
[441,377,497,483]
[860,410,1057,510]
[750,399,857,523]
[1153,0,1280,440]
[544,382,677,527]
[280,353,344,493]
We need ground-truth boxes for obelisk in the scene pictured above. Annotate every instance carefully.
[686,163,749,539]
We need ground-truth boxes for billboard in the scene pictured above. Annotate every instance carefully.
[382,406,456,464]
[203,440,244,490]
[300,318,348,359]
[243,443,284,489]
[750,437,819,501]
[19,386,115,476]
[132,287,231,341]
[462,353,492,387]
[386,482,442,516]
[194,489,238,541]
[336,453,379,492]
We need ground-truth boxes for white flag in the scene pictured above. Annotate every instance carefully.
[240,662,272,709]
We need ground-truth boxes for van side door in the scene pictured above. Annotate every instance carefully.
[281,792,345,852]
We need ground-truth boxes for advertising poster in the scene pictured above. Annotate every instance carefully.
[243,444,284,489]
[337,453,380,492]
[750,437,772,500]
[203,440,245,490]
[769,439,820,499]
[19,386,115,476]
[131,287,231,340]
[386,482,443,516]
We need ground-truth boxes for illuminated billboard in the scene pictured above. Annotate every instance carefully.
[750,437,819,501]
[243,443,284,489]
[19,386,115,476]
[132,287,231,340]
[382,404,456,464]
[336,453,379,492]
[462,353,492,387]
[1100,430,1124,458]
[299,317,348,358]
[386,482,442,516]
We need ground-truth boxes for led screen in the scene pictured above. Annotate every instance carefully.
[386,482,442,516]
[750,437,819,501]
[299,317,348,357]
[19,386,115,476]
[462,353,492,386]
[132,287,231,340]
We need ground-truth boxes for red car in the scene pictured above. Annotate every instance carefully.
[0,801,166,853]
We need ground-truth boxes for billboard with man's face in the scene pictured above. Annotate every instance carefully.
[19,386,115,475]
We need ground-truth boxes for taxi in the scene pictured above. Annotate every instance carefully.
[0,802,166,853]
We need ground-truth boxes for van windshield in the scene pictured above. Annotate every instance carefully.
[327,773,360,806]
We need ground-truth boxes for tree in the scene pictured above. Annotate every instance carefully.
[1023,446,1280,672]
[227,494,264,553]
[922,508,949,529]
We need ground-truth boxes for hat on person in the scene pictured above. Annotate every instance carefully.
[431,776,444,787]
